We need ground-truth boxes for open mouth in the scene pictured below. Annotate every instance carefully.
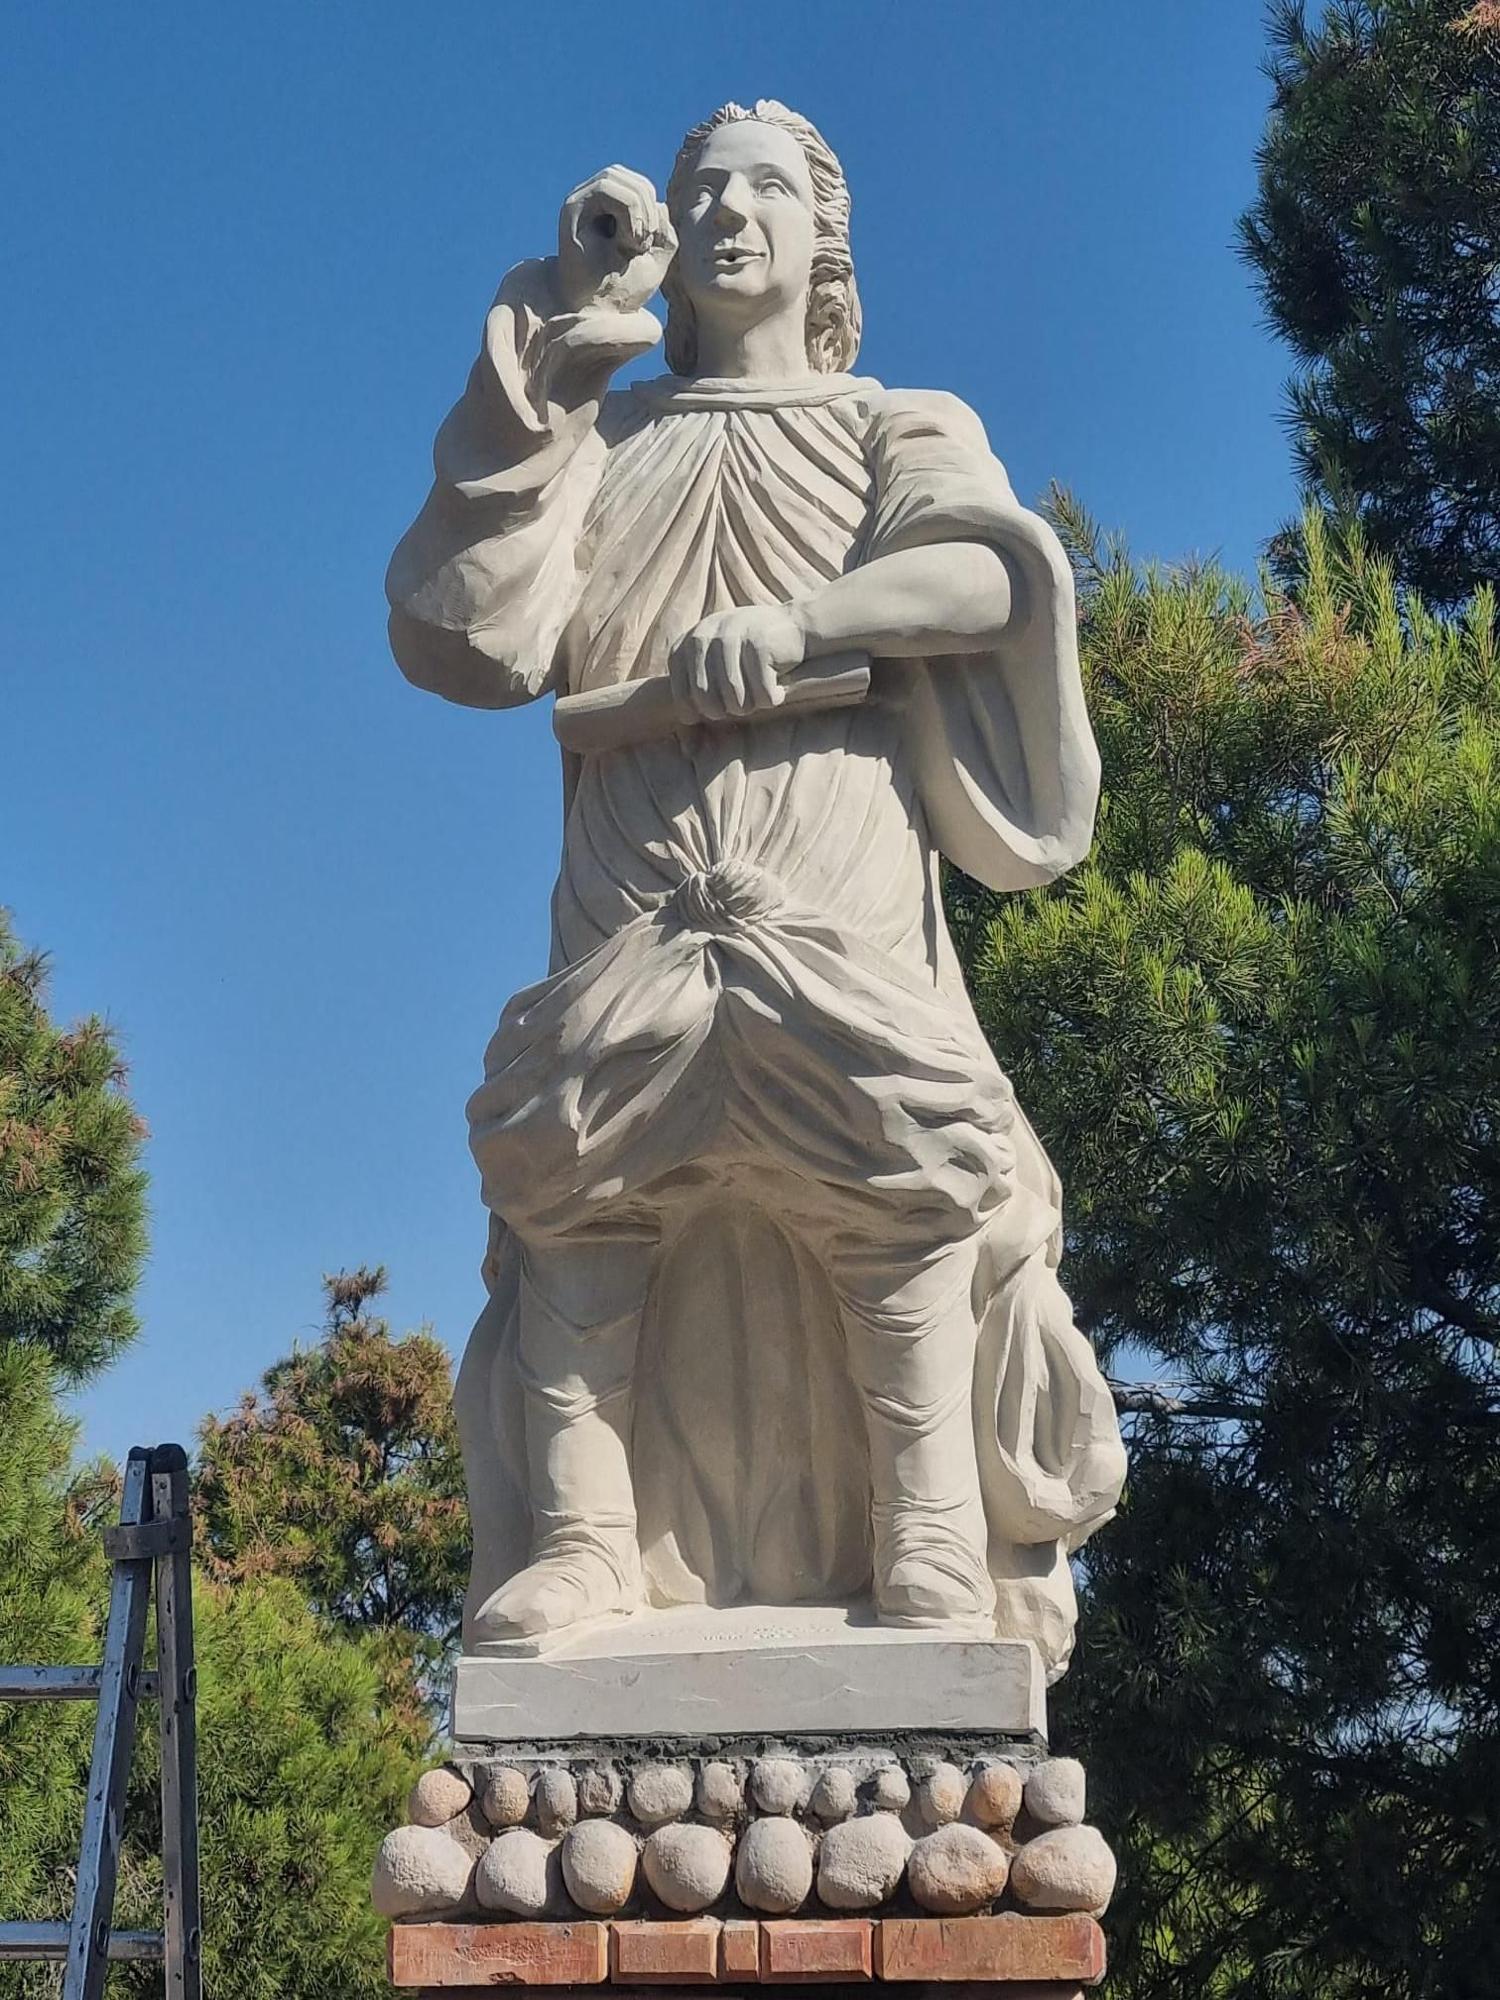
[710,245,763,271]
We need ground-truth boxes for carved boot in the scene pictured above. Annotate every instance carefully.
[470,1377,643,1650]
[873,1496,996,1633]
[470,1522,641,1648]
[867,1403,996,1635]
[471,1236,649,1650]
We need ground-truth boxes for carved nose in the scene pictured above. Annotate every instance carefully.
[671,860,781,935]
[712,174,753,228]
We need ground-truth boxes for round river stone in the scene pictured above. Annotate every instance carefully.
[561,1819,638,1914]
[735,1816,813,1914]
[908,1823,1010,1914]
[371,1824,473,1919]
[407,1766,473,1828]
[628,1762,695,1828]
[816,1812,911,1911]
[641,1823,732,1912]
[475,1827,558,1917]
[1011,1824,1117,1913]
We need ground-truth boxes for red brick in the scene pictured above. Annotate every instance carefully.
[759,1920,872,1982]
[719,1922,761,1981]
[413,1992,635,1999]
[414,1989,1083,2000]
[412,1989,1083,2000]
[611,1921,723,1983]
[388,1921,609,1987]
[413,1991,718,2000]
[874,1914,1106,1985]
[875,1988,1083,2000]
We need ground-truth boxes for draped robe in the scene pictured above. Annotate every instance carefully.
[388,264,1126,1677]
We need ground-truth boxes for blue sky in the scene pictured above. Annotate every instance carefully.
[1,4,1294,1460]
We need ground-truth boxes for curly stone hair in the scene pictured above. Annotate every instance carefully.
[662,99,862,377]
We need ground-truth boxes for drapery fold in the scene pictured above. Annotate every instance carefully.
[388,274,1123,1676]
[863,390,1101,891]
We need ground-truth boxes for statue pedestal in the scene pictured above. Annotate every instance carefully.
[375,1626,1115,1979]
[452,1605,1047,1746]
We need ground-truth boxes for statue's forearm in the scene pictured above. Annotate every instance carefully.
[792,542,1014,661]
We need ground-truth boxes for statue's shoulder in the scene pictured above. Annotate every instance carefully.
[597,387,655,446]
[862,386,996,461]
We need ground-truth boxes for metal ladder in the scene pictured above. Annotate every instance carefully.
[0,1443,202,1998]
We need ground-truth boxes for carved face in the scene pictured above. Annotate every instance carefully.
[671,120,816,335]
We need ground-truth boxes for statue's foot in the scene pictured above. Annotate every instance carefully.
[874,1516,996,1635]
[471,1534,641,1649]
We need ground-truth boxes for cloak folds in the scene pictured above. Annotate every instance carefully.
[388,266,1124,1675]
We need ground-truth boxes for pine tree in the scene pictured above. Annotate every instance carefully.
[195,1268,468,1670]
[0,914,431,1991]
[1239,1,1500,608]
[113,1577,431,2000]
[0,909,147,1381]
[0,1344,110,1968]
[0,1355,431,1999]
[949,500,1500,1998]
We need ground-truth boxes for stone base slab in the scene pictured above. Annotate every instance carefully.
[453,1617,1045,1744]
[389,1916,1104,1988]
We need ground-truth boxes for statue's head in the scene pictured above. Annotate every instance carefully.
[662,100,861,376]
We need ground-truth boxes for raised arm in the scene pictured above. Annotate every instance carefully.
[387,169,676,710]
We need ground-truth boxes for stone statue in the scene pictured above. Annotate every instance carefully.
[387,101,1125,1683]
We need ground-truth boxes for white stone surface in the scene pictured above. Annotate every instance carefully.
[917,1761,967,1827]
[370,1824,474,1919]
[907,1823,1011,1914]
[453,1619,1044,1741]
[406,1767,472,1828]
[641,1823,733,1912]
[750,1757,807,1816]
[696,1760,743,1821]
[735,1816,814,1914]
[627,1762,695,1827]
[1024,1755,1086,1827]
[535,1766,578,1835]
[389,101,1124,1688]
[966,1759,1024,1830]
[475,1827,559,1916]
[816,1813,911,1910]
[479,1765,529,1828]
[577,1763,623,1816]
[561,1819,639,1913]
[1011,1823,1117,1914]
[808,1767,858,1822]
[869,1765,911,1813]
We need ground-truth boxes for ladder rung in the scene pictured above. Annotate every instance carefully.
[0,1921,165,1961]
[0,1666,158,1702]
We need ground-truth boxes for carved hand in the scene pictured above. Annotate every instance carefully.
[555,166,677,315]
[668,605,808,722]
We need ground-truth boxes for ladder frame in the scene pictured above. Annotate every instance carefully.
[0,1442,202,1998]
